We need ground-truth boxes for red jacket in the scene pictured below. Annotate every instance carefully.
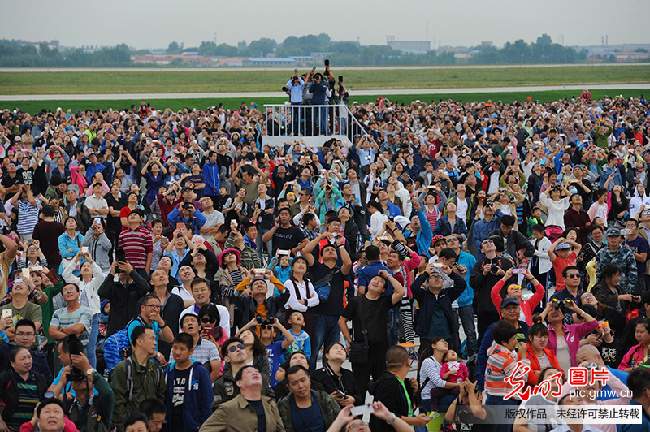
[20,417,79,432]
[525,344,564,386]
[491,278,545,325]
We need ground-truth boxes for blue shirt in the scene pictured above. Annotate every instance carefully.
[285,329,311,361]
[163,248,190,280]
[266,340,285,387]
[286,78,305,103]
[356,261,393,296]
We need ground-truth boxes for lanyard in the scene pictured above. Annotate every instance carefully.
[394,375,413,417]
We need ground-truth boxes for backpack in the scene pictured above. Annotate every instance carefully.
[65,396,110,432]
[103,317,144,374]
[121,357,162,402]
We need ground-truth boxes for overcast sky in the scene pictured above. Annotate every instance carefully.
[2,0,649,50]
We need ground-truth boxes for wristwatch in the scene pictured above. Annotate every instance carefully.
[86,368,94,376]
[387,413,397,425]
[159,321,167,329]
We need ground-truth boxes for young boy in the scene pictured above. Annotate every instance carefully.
[164,333,213,432]
[258,318,294,388]
[285,311,311,361]
[527,207,545,237]
[548,236,581,292]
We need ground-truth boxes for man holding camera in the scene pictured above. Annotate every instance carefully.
[286,71,305,136]
[49,348,114,432]
[167,202,207,236]
[309,73,329,136]
[470,237,515,342]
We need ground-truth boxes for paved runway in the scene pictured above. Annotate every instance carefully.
[0,63,646,73]
[1,83,649,102]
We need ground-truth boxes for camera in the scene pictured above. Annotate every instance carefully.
[183,201,193,210]
[256,314,274,326]
[551,298,571,314]
[324,59,330,67]
[66,335,86,382]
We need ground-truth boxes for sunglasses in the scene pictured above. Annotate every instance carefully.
[482,240,494,245]
[201,317,216,323]
[565,274,581,279]
[228,343,246,353]
[431,274,443,280]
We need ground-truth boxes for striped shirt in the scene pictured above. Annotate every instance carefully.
[17,200,40,235]
[192,337,221,363]
[419,356,446,400]
[6,374,40,432]
[485,342,530,398]
[50,305,93,345]
[118,227,153,270]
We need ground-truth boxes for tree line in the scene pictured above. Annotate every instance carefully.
[0,34,595,67]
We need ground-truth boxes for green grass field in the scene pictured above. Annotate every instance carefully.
[1,65,649,95]
[5,89,647,115]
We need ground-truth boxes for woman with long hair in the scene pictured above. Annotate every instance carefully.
[233,327,271,379]
[418,337,461,413]
[470,189,488,222]
[607,184,628,229]
[312,342,363,407]
[283,256,318,335]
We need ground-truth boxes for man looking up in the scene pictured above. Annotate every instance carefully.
[118,209,153,279]
[180,278,230,338]
[110,326,166,432]
[262,207,308,257]
[470,237,514,341]
[277,365,341,431]
[303,232,352,370]
[370,345,431,431]
[48,283,92,348]
[201,365,284,431]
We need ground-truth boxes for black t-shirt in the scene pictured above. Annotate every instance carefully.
[271,226,305,255]
[171,367,189,430]
[104,193,126,230]
[310,261,346,316]
[1,174,20,189]
[454,403,497,432]
[599,339,623,368]
[247,399,267,432]
[341,295,393,345]
[16,167,34,185]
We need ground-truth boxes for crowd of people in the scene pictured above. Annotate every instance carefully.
[0,85,648,432]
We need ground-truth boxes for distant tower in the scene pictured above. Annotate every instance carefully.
[214,32,217,44]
